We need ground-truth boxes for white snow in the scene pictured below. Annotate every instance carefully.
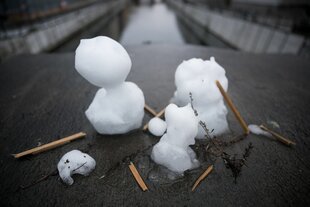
[151,103,199,173]
[171,57,229,139]
[248,124,272,137]
[75,36,131,88]
[148,117,167,136]
[75,36,145,134]
[57,150,96,185]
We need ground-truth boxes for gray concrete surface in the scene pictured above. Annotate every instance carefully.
[0,45,310,206]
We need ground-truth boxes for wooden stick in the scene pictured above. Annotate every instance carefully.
[12,132,86,158]
[144,104,157,117]
[143,107,166,131]
[192,165,213,191]
[260,125,296,146]
[216,80,249,135]
[128,161,148,191]
[20,169,58,189]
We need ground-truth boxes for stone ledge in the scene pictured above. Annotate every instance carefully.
[0,0,128,62]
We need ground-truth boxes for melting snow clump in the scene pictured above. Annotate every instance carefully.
[57,150,96,185]
[151,103,199,173]
[75,36,145,134]
[148,117,167,136]
[171,57,229,138]
[248,124,272,137]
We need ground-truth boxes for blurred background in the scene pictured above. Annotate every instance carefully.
[1,0,309,62]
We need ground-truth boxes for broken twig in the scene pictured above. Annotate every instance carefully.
[189,92,198,116]
[13,132,86,158]
[216,80,249,135]
[143,107,166,131]
[128,161,148,191]
[144,104,157,117]
[260,125,296,146]
[20,169,58,190]
[192,165,213,191]
[72,162,87,173]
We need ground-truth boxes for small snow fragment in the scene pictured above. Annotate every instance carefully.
[248,124,272,137]
[57,150,96,185]
[148,117,167,136]
[267,120,280,129]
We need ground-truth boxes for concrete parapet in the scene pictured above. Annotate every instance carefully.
[243,24,261,52]
[0,0,128,62]
[282,34,305,54]
[266,31,287,53]
[167,0,306,55]
[254,26,274,53]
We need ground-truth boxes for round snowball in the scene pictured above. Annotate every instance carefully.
[75,36,132,88]
[148,117,167,137]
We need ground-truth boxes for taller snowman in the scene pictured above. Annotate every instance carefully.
[75,36,145,134]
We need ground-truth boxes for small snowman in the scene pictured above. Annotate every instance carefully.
[172,57,229,138]
[151,103,199,173]
[75,36,145,134]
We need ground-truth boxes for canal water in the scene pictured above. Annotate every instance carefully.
[120,2,184,45]
[52,0,231,53]
[52,1,189,52]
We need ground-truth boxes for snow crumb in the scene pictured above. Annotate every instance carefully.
[75,36,145,134]
[248,124,272,137]
[267,120,280,129]
[151,104,199,173]
[57,150,96,185]
[148,117,167,136]
[171,57,229,138]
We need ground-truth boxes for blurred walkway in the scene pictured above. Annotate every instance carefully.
[120,2,184,45]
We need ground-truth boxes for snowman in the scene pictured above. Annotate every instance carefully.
[151,103,199,173]
[171,57,229,138]
[75,36,145,134]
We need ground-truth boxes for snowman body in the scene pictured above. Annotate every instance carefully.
[85,82,144,134]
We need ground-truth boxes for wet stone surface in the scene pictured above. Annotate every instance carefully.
[0,45,310,206]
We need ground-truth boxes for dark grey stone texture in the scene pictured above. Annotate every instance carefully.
[0,45,310,206]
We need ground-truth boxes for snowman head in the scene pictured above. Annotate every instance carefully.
[174,57,228,106]
[164,103,198,148]
[75,36,132,88]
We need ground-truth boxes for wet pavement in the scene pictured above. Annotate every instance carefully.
[0,45,310,206]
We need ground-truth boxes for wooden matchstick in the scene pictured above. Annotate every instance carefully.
[12,132,86,158]
[192,165,213,191]
[143,107,166,131]
[128,161,148,191]
[260,125,296,146]
[144,104,157,117]
[216,80,250,135]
